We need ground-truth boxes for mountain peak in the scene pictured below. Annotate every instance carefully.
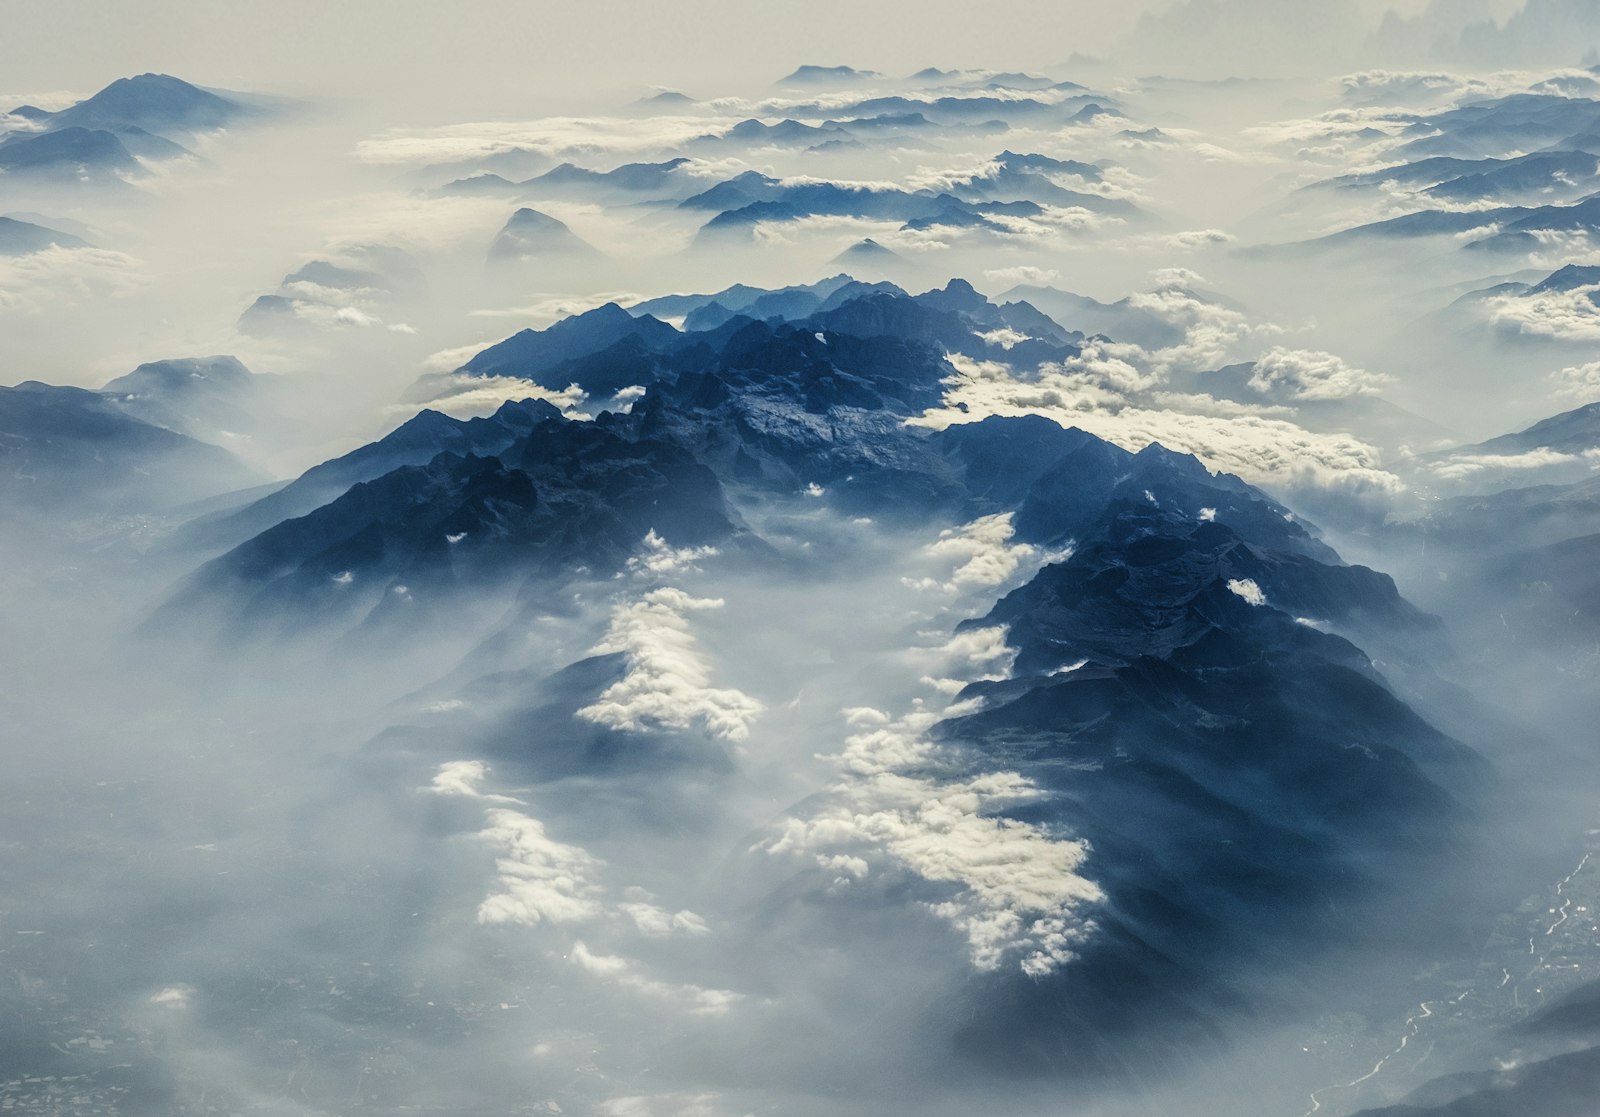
[44,72,246,137]
[778,64,882,85]
[488,208,601,263]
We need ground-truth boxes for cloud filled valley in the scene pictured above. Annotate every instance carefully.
[9,5,1600,1115]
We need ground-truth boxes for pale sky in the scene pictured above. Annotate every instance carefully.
[0,0,1478,114]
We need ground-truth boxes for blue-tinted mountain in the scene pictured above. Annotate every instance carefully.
[1465,196,1600,253]
[538,293,1478,1064]
[0,215,87,255]
[1438,399,1600,460]
[916,488,1480,1070]
[435,172,522,197]
[695,117,848,149]
[460,302,679,380]
[911,276,1080,345]
[434,158,710,204]
[26,73,250,138]
[637,89,694,107]
[1426,263,1600,350]
[823,110,933,133]
[0,381,259,516]
[677,170,784,212]
[1352,1045,1600,1116]
[832,237,900,266]
[1387,407,1600,649]
[99,355,262,441]
[0,127,141,180]
[146,282,1500,1072]
[1520,977,1600,1039]
[176,280,1086,594]
[689,180,1056,242]
[1310,151,1600,204]
[237,293,301,336]
[0,74,251,188]
[694,180,953,223]
[463,277,1081,404]
[1398,471,1600,558]
[159,418,740,642]
[781,92,1115,126]
[450,278,1077,401]
[283,259,390,292]
[1474,530,1600,645]
[236,244,424,337]
[521,157,696,197]
[376,647,737,783]
[1168,361,1453,457]
[487,207,601,263]
[1390,93,1600,160]
[778,65,882,85]
[98,124,189,161]
[944,150,1141,216]
[686,111,948,153]
[977,71,1059,91]
[1530,262,1600,292]
[1001,283,1187,347]
[627,277,840,321]
[185,398,565,552]
[680,277,905,330]
[1424,151,1600,202]
[1286,196,1600,255]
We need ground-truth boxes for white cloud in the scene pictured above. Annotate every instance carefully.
[354,116,730,167]
[1162,228,1236,250]
[1247,346,1388,400]
[907,513,1039,594]
[1241,105,1412,156]
[402,373,589,419]
[431,763,719,963]
[577,588,764,741]
[759,622,1101,978]
[476,808,606,928]
[333,306,379,328]
[618,900,711,938]
[625,530,720,577]
[1226,578,1267,606]
[314,192,521,256]
[148,986,193,1008]
[903,626,1020,692]
[983,265,1060,286]
[0,245,148,315]
[1486,283,1600,342]
[426,760,524,804]
[1124,283,1286,372]
[976,327,1033,349]
[1552,360,1600,405]
[908,353,1403,501]
[469,290,646,326]
[421,342,493,372]
[761,703,1103,976]
[1336,70,1503,109]
[1427,447,1600,481]
[598,1094,737,1117]
[569,941,742,1016]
